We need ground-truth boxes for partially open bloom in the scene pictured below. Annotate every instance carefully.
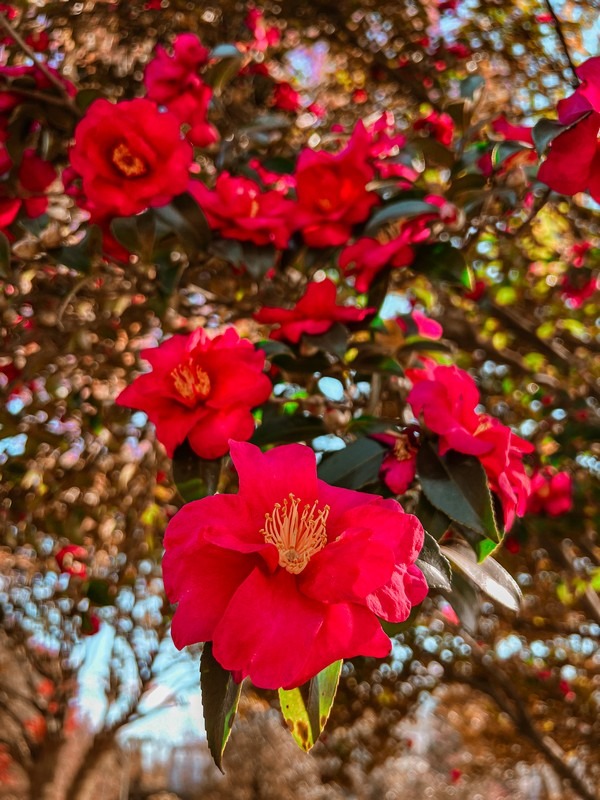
[69,98,192,219]
[163,440,428,689]
[189,173,296,248]
[527,468,573,516]
[538,57,600,202]
[372,431,419,495]
[116,328,272,459]
[407,362,533,528]
[254,278,373,343]
[295,122,379,247]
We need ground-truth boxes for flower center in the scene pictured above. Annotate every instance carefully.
[260,493,330,574]
[111,142,148,178]
[171,360,211,406]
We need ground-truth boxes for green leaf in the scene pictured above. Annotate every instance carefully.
[410,243,472,288]
[200,642,242,772]
[255,339,294,358]
[460,74,484,99]
[414,494,450,541]
[55,225,103,273]
[416,531,452,591]
[303,322,349,359]
[111,211,156,260]
[250,414,326,446]
[154,192,211,253]
[417,442,500,542]
[532,116,578,155]
[85,578,114,606]
[441,539,522,612]
[318,437,386,490]
[279,660,342,752]
[491,141,531,169]
[442,570,479,634]
[0,231,10,277]
[172,441,222,502]
[447,172,486,201]
[364,200,440,237]
[206,44,243,94]
[349,346,404,376]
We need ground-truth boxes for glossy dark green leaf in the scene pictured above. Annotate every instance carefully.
[416,531,452,591]
[318,437,386,490]
[55,225,103,272]
[410,243,472,288]
[154,192,211,253]
[441,539,522,612]
[200,642,242,772]
[442,569,479,634]
[491,140,531,169]
[414,493,450,541]
[75,88,105,112]
[417,442,500,542]
[172,441,222,502]
[532,117,572,155]
[364,200,440,237]
[279,660,342,752]
[250,414,326,446]
[111,211,156,259]
[304,322,349,359]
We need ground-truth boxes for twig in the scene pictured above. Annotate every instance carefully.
[57,275,94,330]
[0,12,81,116]
[0,77,77,110]
[543,0,579,88]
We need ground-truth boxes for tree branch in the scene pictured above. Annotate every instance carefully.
[0,12,81,116]
[543,0,579,87]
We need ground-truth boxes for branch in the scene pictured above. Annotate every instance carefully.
[460,631,598,800]
[0,12,81,116]
[543,0,579,87]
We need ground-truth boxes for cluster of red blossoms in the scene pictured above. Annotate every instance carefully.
[0,64,72,233]
[375,362,533,530]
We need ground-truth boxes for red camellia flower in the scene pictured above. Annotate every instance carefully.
[339,220,429,292]
[526,468,573,516]
[0,149,56,231]
[189,173,296,249]
[413,111,454,147]
[163,440,428,689]
[372,430,419,495]
[116,328,272,459]
[538,57,600,201]
[144,33,219,148]
[271,82,302,112]
[295,121,379,247]
[69,98,192,219]
[254,278,374,343]
[55,545,89,578]
[407,362,533,528]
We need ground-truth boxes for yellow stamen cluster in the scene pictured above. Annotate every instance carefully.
[171,362,211,404]
[261,493,330,574]
[111,142,148,177]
